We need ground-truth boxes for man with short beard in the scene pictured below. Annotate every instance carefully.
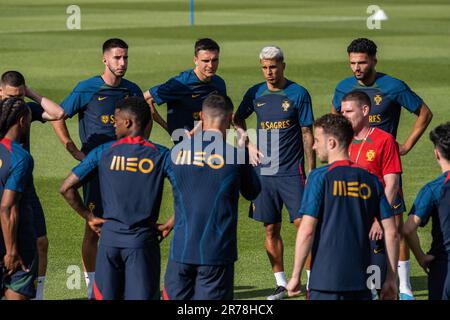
[52,38,143,299]
[332,38,433,300]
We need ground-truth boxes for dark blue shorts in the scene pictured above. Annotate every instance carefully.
[249,175,305,224]
[309,289,372,300]
[82,171,103,218]
[3,250,38,299]
[163,260,234,300]
[32,199,47,238]
[93,242,160,300]
[428,259,450,300]
[369,239,387,287]
[392,186,406,216]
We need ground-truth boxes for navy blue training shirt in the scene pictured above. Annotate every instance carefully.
[409,171,450,261]
[149,69,227,135]
[235,80,314,177]
[300,160,393,292]
[72,136,169,248]
[333,73,423,138]
[61,76,143,154]
[0,138,36,253]
[165,131,261,265]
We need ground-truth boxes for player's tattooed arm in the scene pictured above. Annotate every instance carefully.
[143,90,169,134]
[302,125,316,173]
[380,216,400,300]
[403,215,435,274]
[25,86,65,121]
[399,103,433,156]
[60,173,105,235]
[0,190,29,275]
[51,119,85,161]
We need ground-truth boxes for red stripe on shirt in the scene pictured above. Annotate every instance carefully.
[112,136,157,150]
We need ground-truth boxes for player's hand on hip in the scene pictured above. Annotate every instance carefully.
[248,143,263,166]
[286,277,302,297]
[419,254,435,274]
[87,214,105,236]
[369,220,383,241]
[3,253,29,276]
[380,279,398,300]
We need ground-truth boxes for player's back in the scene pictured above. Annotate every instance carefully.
[306,160,390,292]
[0,138,36,253]
[439,175,450,259]
[96,136,168,248]
[166,132,260,265]
[412,171,450,261]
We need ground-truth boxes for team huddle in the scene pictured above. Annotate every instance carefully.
[0,37,448,300]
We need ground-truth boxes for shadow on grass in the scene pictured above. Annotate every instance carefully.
[234,285,307,300]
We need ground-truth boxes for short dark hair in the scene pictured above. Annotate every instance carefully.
[202,94,233,119]
[1,71,25,87]
[0,98,30,139]
[430,122,450,161]
[194,38,220,56]
[115,96,150,130]
[314,113,354,149]
[347,38,377,57]
[103,38,128,53]
[342,90,372,109]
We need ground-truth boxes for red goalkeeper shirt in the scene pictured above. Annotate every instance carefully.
[349,127,402,187]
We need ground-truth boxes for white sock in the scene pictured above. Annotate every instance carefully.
[306,270,310,291]
[398,260,413,295]
[274,272,287,288]
[33,276,45,300]
[84,271,95,299]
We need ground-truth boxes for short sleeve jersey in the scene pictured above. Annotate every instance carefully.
[61,76,143,154]
[150,69,227,135]
[409,171,450,261]
[165,132,261,265]
[333,73,423,138]
[72,136,169,248]
[235,80,314,177]
[0,138,36,253]
[299,160,393,291]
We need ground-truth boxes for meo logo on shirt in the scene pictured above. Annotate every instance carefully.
[332,181,372,200]
[110,156,154,173]
[175,151,224,170]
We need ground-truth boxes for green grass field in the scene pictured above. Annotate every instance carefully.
[1,0,449,300]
